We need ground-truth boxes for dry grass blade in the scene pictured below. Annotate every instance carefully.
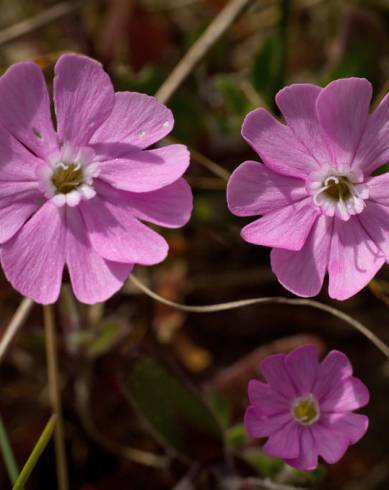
[0,297,34,364]
[0,0,97,47]
[155,0,255,104]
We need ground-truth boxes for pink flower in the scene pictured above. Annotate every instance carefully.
[227,78,389,299]
[0,54,192,304]
[244,345,369,471]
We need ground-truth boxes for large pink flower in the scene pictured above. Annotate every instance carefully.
[227,79,389,299]
[0,54,192,304]
[244,345,369,471]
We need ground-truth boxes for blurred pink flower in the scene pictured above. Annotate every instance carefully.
[244,345,369,471]
[0,54,192,304]
[227,78,389,300]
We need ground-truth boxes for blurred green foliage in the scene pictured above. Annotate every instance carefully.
[124,357,224,462]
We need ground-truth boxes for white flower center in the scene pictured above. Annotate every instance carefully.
[291,394,320,426]
[37,144,100,207]
[308,165,369,221]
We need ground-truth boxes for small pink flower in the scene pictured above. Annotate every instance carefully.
[0,54,192,304]
[227,78,389,299]
[244,345,369,471]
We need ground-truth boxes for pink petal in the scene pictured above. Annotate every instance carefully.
[97,179,192,228]
[260,354,297,399]
[316,78,372,167]
[358,201,389,261]
[263,422,300,459]
[314,350,353,400]
[311,423,349,464]
[247,380,289,415]
[0,62,58,159]
[80,195,168,265]
[98,144,190,192]
[284,345,319,395]
[276,83,332,165]
[0,129,44,182]
[0,182,44,243]
[320,377,369,412]
[227,160,307,216]
[242,108,319,179]
[91,92,173,149]
[244,407,291,438]
[353,93,389,175]
[328,216,385,300]
[320,412,369,445]
[54,54,115,146]
[1,202,65,304]
[65,207,133,304]
[241,198,319,251]
[367,173,389,206]
[285,428,318,471]
[271,214,332,297]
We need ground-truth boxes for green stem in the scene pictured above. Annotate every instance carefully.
[0,413,19,484]
[279,0,290,89]
[12,415,56,490]
[43,305,69,490]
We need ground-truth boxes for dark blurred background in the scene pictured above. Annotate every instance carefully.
[0,0,388,489]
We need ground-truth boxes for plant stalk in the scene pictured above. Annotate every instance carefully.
[43,304,69,490]
[0,413,19,484]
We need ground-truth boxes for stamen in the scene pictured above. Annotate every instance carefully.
[292,394,320,426]
[38,144,99,206]
[309,168,368,221]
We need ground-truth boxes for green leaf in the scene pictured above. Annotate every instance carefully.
[208,390,232,429]
[287,465,327,484]
[86,322,125,358]
[326,10,383,85]
[0,414,19,484]
[124,357,224,462]
[214,75,251,117]
[226,424,248,448]
[244,449,284,478]
[251,35,284,108]
[13,415,56,490]
[116,65,166,94]
[372,163,389,176]
[328,39,379,83]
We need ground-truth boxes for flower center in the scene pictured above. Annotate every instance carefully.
[322,176,352,201]
[37,144,100,207]
[292,394,320,426]
[308,166,369,221]
[51,163,84,194]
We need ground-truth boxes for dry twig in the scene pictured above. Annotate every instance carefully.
[0,298,34,364]
[155,0,255,104]
[0,0,97,47]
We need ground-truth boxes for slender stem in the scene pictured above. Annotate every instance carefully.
[0,298,34,364]
[0,0,98,47]
[12,415,56,490]
[155,0,254,104]
[129,274,389,359]
[166,136,230,181]
[0,414,19,485]
[43,305,69,490]
[278,0,290,89]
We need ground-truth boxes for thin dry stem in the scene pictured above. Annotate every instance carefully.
[155,0,254,104]
[43,305,69,490]
[0,298,33,364]
[129,274,389,359]
[167,136,230,181]
[0,0,96,47]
